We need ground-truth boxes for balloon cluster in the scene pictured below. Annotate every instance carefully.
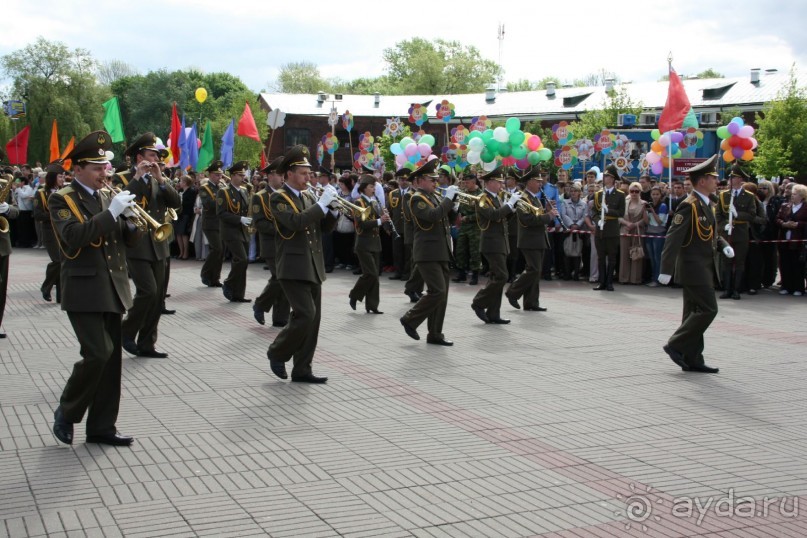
[408,103,428,126]
[321,133,339,154]
[646,129,684,175]
[435,99,456,122]
[391,134,436,170]
[341,111,354,132]
[717,117,757,162]
[465,117,551,171]
[354,132,375,168]
[441,143,469,171]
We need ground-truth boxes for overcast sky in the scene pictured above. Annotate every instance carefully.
[2,0,804,93]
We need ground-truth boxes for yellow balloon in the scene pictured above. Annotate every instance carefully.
[195,87,208,103]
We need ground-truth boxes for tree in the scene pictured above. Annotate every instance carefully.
[659,68,724,81]
[271,62,329,94]
[573,69,620,88]
[570,86,644,141]
[382,38,501,94]
[753,67,807,179]
[96,60,139,85]
[506,79,536,92]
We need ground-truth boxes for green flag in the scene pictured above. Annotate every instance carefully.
[197,120,214,172]
[101,97,125,143]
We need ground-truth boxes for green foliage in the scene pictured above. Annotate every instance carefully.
[506,79,536,92]
[569,86,643,141]
[272,62,328,94]
[752,67,807,179]
[573,69,619,88]
[377,125,413,172]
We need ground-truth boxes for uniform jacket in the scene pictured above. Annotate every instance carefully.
[217,183,250,243]
[0,186,19,257]
[476,190,513,255]
[661,193,729,286]
[402,189,417,246]
[716,188,766,242]
[354,196,382,253]
[48,184,142,313]
[516,191,553,250]
[198,181,221,231]
[590,188,626,238]
[409,189,454,263]
[387,188,406,237]
[270,184,336,283]
[33,187,59,257]
[252,188,276,260]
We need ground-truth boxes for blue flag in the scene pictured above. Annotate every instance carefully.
[187,122,199,170]
[221,119,235,169]
[178,115,188,170]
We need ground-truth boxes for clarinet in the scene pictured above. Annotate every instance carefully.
[382,209,400,239]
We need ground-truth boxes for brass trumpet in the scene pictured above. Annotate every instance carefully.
[502,190,544,216]
[306,182,372,221]
[102,180,173,242]
[165,207,178,224]
[0,178,14,234]
[456,191,483,207]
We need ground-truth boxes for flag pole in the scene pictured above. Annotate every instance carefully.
[667,52,674,216]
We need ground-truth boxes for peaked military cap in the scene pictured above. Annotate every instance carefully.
[394,167,412,178]
[206,160,224,173]
[228,160,249,174]
[125,132,160,158]
[67,131,112,165]
[46,160,65,175]
[279,145,312,173]
[358,174,376,188]
[480,166,507,182]
[684,154,719,178]
[261,157,283,174]
[409,158,439,180]
[519,165,543,182]
[603,164,620,179]
[728,164,750,180]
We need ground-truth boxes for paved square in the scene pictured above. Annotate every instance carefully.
[1,248,805,537]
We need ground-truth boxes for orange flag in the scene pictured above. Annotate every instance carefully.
[60,136,75,170]
[49,119,60,162]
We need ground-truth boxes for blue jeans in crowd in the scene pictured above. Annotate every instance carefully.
[644,233,666,283]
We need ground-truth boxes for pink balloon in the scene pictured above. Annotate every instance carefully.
[751,138,758,150]
[738,125,755,138]
[395,154,406,166]
[418,142,431,157]
[516,157,530,170]
[651,162,663,174]
[404,144,419,157]
[526,135,540,151]
[659,134,671,147]
[646,152,660,164]
[727,122,740,135]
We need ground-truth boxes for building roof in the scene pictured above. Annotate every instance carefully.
[258,69,799,123]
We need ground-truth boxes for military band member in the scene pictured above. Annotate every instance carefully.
[217,161,253,303]
[0,174,19,338]
[659,155,733,374]
[387,171,408,280]
[399,159,458,345]
[591,165,626,291]
[715,165,766,299]
[470,167,522,324]
[117,132,180,358]
[252,157,290,326]
[266,145,337,383]
[504,170,522,282]
[50,130,143,446]
[452,171,483,284]
[349,175,390,313]
[199,160,225,287]
[505,166,557,312]
[34,160,65,303]
[400,168,425,303]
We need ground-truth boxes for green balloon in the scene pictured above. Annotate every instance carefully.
[421,134,436,147]
[505,117,520,133]
[485,138,499,152]
[498,144,512,157]
[509,131,525,145]
[527,151,540,165]
[512,145,527,159]
[650,129,660,140]
[481,129,494,141]
[467,131,481,140]
[538,148,552,161]
[481,149,495,163]
[716,126,730,139]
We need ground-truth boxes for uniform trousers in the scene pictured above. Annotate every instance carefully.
[472,252,508,319]
[269,281,321,378]
[254,256,290,324]
[200,229,223,284]
[402,261,449,338]
[350,250,380,310]
[667,285,716,368]
[122,258,165,352]
[508,248,544,307]
[223,238,248,299]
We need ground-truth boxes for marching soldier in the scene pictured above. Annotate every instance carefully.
[715,165,766,299]
[50,130,143,445]
[34,160,65,303]
[0,173,19,338]
[399,159,458,345]
[349,175,390,313]
[252,157,290,326]
[505,166,557,312]
[659,155,733,373]
[504,170,522,282]
[452,171,483,285]
[591,165,626,291]
[199,161,225,287]
[471,167,521,324]
[218,161,253,303]
[400,169,425,303]
[387,171,408,280]
[116,133,180,358]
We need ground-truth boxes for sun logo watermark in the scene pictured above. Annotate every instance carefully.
[614,483,664,531]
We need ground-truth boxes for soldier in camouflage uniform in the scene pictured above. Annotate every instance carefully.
[452,172,483,285]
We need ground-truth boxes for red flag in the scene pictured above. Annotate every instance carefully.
[658,68,691,133]
[60,137,75,170]
[170,102,182,165]
[260,151,267,170]
[237,102,261,142]
[5,126,31,165]
[50,119,60,162]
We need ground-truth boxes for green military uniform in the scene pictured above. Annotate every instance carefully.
[401,183,425,299]
[453,183,483,281]
[504,181,522,281]
[199,160,225,286]
[471,169,515,323]
[33,163,62,302]
[116,133,181,356]
[0,176,20,335]
[715,165,766,299]
[660,155,729,371]
[50,131,143,440]
[350,180,384,312]
[400,160,456,342]
[217,161,252,302]
[252,162,290,325]
[506,173,553,310]
[387,181,406,279]
[267,146,337,379]
[591,165,626,290]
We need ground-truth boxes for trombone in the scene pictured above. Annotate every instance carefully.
[306,182,372,221]
[102,180,173,242]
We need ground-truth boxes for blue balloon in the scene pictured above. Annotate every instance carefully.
[731,116,744,126]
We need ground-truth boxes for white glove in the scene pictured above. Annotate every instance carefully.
[0,202,8,214]
[602,202,609,214]
[240,216,253,226]
[658,274,672,285]
[122,206,137,218]
[730,205,738,218]
[444,185,459,200]
[108,190,136,219]
[724,223,733,232]
[317,185,338,211]
[505,191,522,209]
[723,246,735,258]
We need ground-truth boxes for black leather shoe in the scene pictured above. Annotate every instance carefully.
[267,352,288,379]
[53,407,73,445]
[719,291,732,299]
[488,317,511,324]
[400,317,420,340]
[593,283,607,291]
[272,321,287,328]
[352,269,362,275]
[253,305,265,325]
[0,332,5,338]
[405,291,419,303]
[349,297,357,310]
[663,344,689,371]
[471,304,489,323]
[137,349,169,358]
[747,289,758,295]
[232,298,252,303]
[42,289,52,302]
[688,364,719,374]
[606,285,614,291]
[212,282,223,288]
[161,308,176,315]
[291,373,328,383]
[426,336,453,346]
[388,274,402,280]
[524,305,548,312]
[165,294,171,298]
[85,432,134,446]
[366,308,383,314]
[506,293,520,310]
[731,292,741,300]
[122,339,138,356]
[201,278,211,286]
[222,283,233,301]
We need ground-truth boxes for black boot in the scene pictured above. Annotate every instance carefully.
[468,271,479,285]
[451,269,467,282]
[719,267,733,299]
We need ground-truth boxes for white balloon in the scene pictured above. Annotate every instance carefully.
[467,151,482,164]
[493,127,509,143]
[468,138,485,152]
[482,160,498,171]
